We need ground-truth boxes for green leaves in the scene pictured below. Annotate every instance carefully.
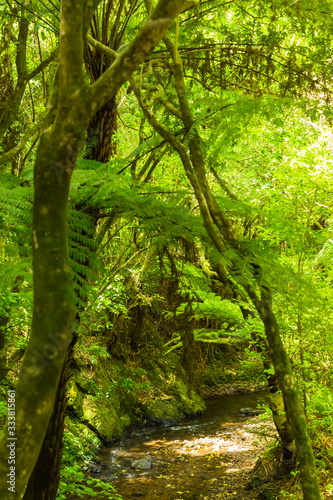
[57,464,122,500]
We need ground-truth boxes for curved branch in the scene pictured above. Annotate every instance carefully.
[88,0,190,116]
[0,120,42,167]
[86,33,118,61]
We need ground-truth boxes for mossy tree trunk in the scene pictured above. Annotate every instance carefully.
[24,78,120,497]
[86,97,117,161]
[133,5,321,496]
[180,306,196,398]
[0,7,28,141]
[84,25,119,161]
[0,1,190,498]
[241,308,295,468]
[254,297,320,497]
[22,336,77,500]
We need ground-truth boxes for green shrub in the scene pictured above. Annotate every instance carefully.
[57,464,122,499]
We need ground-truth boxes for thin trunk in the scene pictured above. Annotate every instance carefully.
[180,304,196,398]
[241,309,296,467]
[297,312,308,415]
[255,298,320,499]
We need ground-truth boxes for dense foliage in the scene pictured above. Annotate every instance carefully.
[1,1,333,499]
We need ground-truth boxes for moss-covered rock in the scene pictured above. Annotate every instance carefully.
[142,398,181,425]
[83,396,124,438]
[170,377,206,416]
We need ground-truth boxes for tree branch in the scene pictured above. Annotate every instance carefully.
[15,9,28,84]
[26,47,59,82]
[86,33,118,61]
[87,0,190,118]
[0,120,42,167]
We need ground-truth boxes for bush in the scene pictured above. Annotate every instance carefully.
[56,464,122,499]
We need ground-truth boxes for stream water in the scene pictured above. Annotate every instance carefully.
[89,390,274,500]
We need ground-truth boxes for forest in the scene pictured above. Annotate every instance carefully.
[1,0,333,499]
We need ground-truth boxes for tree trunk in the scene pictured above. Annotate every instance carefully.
[0,10,28,141]
[0,3,202,498]
[241,308,296,469]
[0,124,78,499]
[23,55,119,500]
[180,303,196,398]
[180,324,196,398]
[22,336,77,500]
[255,298,321,499]
[87,97,117,161]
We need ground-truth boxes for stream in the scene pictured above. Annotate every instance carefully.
[88,390,276,500]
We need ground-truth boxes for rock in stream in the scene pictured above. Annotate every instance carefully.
[131,458,152,470]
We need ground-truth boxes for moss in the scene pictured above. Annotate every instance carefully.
[84,397,123,437]
[170,377,205,415]
[143,399,181,423]
[67,379,85,417]
[121,414,132,428]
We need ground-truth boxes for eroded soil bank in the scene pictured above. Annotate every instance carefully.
[88,390,280,499]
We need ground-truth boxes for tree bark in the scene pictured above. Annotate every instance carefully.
[22,336,77,500]
[0,1,190,498]
[240,309,296,466]
[254,298,321,498]
[0,121,78,499]
[180,304,196,398]
[87,97,117,161]
[24,31,119,500]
